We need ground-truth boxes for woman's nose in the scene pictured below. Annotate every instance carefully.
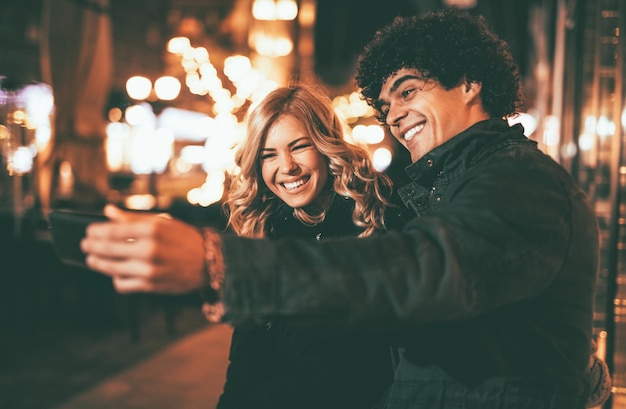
[278,153,298,173]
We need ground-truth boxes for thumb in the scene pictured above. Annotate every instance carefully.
[103,204,135,222]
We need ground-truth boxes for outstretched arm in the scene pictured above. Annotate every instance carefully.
[80,205,212,294]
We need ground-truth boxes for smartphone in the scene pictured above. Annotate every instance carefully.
[48,209,109,268]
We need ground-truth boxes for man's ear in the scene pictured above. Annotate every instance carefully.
[463,80,482,103]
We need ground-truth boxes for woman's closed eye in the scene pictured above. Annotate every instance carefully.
[291,142,313,152]
[260,152,276,161]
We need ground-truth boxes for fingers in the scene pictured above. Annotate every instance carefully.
[111,275,159,294]
[110,270,196,295]
[81,229,156,262]
[84,251,156,277]
[85,214,167,243]
[103,204,126,220]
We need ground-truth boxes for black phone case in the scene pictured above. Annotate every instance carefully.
[48,209,108,268]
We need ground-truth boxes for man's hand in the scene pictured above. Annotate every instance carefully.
[80,204,206,294]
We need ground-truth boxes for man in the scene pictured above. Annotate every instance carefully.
[81,7,600,408]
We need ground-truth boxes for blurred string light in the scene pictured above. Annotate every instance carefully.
[154,76,182,101]
[125,75,182,101]
[252,0,298,21]
[126,76,152,100]
[578,115,597,152]
[164,36,282,207]
[332,92,393,172]
[596,115,615,140]
[249,0,297,57]
[112,34,397,207]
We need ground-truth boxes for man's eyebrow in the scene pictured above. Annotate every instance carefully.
[375,74,424,108]
[388,74,423,94]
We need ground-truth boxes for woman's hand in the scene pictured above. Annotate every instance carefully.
[80,205,206,294]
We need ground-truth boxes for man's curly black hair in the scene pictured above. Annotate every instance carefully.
[356,7,523,120]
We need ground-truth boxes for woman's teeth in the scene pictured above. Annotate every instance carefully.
[283,179,306,190]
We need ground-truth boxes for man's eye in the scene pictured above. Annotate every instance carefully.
[401,88,415,98]
[376,110,388,123]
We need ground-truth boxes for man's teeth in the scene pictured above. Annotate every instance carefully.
[283,179,306,190]
[404,124,425,141]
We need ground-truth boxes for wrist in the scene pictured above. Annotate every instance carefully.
[199,228,226,323]
[200,228,225,291]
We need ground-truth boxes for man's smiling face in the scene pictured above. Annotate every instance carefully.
[377,68,488,162]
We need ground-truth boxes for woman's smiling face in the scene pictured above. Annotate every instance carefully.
[260,114,329,209]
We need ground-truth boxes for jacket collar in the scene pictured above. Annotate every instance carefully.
[403,118,529,186]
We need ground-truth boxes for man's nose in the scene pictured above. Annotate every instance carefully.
[386,103,406,131]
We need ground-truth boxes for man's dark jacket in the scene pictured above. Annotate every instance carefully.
[219,119,600,408]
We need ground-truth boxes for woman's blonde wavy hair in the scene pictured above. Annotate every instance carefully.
[224,83,393,239]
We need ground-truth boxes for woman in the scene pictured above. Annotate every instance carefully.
[216,84,400,409]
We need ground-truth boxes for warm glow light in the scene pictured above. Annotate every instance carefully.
[507,112,537,137]
[578,133,595,152]
[193,47,210,62]
[108,107,123,123]
[596,115,615,139]
[372,147,392,172]
[252,33,293,57]
[126,76,152,100]
[151,128,175,173]
[276,0,298,20]
[180,145,206,165]
[167,36,191,54]
[22,83,54,133]
[252,0,275,20]
[187,171,226,207]
[351,124,385,145]
[125,194,157,210]
[252,0,298,20]
[560,141,578,159]
[364,125,385,144]
[58,160,74,197]
[543,115,560,146]
[8,146,34,174]
[35,125,52,151]
[106,122,130,172]
[298,1,316,27]
[224,55,252,81]
[158,107,212,142]
[584,115,596,134]
[125,104,153,126]
[129,127,172,175]
[154,76,181,101]
[444,0,477,7]
[333,93,375,124]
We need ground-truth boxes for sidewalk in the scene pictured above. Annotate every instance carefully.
[53,324,233,409]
